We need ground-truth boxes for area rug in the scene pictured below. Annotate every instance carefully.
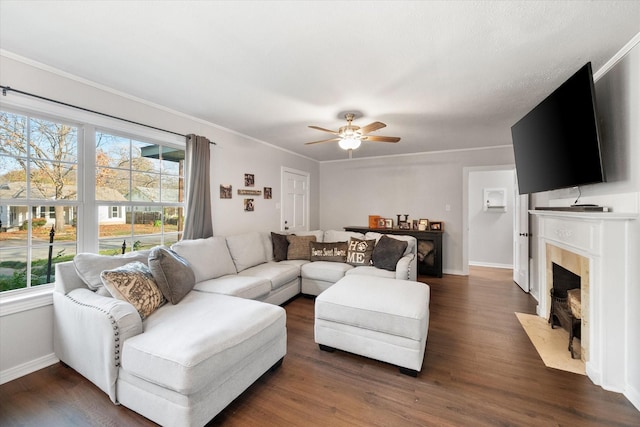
[515,312,585,376]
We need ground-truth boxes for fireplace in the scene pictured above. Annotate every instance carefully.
[549,263,581,358]
[532,209,636,400]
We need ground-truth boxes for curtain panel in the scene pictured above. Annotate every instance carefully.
[182,134,213,240]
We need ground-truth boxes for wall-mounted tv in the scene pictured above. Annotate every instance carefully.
[511,62,605,195]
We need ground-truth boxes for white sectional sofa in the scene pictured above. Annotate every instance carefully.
[52,229,417,426]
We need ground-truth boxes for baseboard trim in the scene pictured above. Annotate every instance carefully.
[624,383,640,412]
[0,353,59,385]
[469,262,513,269]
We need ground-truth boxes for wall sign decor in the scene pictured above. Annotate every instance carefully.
[220,185,232,199]
[238,189,262,196]
[244,199,254,212]
[244,173,255,187]
[264,187,272,199]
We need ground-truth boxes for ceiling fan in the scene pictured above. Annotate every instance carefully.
[305,113,400,152]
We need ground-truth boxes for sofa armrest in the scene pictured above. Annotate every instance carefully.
[395,253,417,281]
[53,288,142,403]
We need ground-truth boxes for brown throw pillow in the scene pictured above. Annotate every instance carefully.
[310,241,348,262]
[286,235,317,260]
[346,238,376,266]
[271,232,291,261]
[148,246,195,304]
[100,262,164,319]
[372,235,408,271]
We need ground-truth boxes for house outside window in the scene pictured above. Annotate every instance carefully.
[0,109,185,293]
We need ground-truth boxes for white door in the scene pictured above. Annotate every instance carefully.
[513,190,530,292]
[281,168,309,233]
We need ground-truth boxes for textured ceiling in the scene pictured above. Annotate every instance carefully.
[1,1,639,161]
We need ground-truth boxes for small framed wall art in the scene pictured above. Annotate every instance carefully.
[220,184,232,199]
[244,173,255,187]
[244,198,255,212]
[264,187,272,199]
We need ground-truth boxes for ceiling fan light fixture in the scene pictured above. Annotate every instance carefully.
[339,137,361,150]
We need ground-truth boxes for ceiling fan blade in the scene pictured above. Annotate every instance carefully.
[304,137,341,145]
[364,135,401,143]
[359,121,386,134]
[308,125,339,135]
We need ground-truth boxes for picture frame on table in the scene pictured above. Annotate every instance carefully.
[399,221,411,230]
[377,218,387,228]
[384,218,393,229]
[418,219,429,230]
[430,221,443,231]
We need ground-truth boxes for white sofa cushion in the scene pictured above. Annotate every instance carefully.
[294,230,324,242]
[345,265,396,279]
[239,262,300,290]
[301,261,353,283]
[225,232,267,272]
[171,237,237,282]
[121,292,285,395]
[194,275,271,300]
[73,250,151,291]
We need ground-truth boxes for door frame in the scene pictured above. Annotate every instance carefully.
[280,166,310,232]
[462,164,516,276]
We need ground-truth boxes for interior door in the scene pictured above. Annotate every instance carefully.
[281,168,309,233]
[513,190,530,292]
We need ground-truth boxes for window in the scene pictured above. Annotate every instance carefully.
[96,132,184,255]
[0,111,79,292]
[0,110,185,293]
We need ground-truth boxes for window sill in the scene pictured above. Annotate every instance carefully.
[0,285,54,317]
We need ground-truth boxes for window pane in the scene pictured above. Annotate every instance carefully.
[30,161,77,200]
[161,176,180,202]
[0,246,28,291]
[29,118,77,163]
[31,241,76,286]
[0,157,28,200]
[96,167,129,201]
[98,237,128,255]
[132,172,159,202]
[132,141,161,172]
[160,146,184,175]
[96,132,130,169]
[0,111,28,158]
[99,206,131,238]
[163,206,183,234]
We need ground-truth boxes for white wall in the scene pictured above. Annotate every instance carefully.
[0,53,319,382]
[319,147,516,275]
[468,169,515,268]
[530,39,640,409]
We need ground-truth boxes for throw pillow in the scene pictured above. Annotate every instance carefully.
[271,232,291,261]
[148,246,196,304]
[171,237,237,282]
[309,241,348,262]
[372,235,409,271]
[73,250,151,291]
[225,232,267,272]
[100,262,164,319]
[286,235,317,260]
[346,238,376,266]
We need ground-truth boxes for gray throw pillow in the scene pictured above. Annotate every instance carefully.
[372,235,408,271]
[310,241,348,262]
[148,246,195,304]
[271,232,290,262]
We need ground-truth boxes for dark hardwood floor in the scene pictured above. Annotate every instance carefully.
[1,267,638,426]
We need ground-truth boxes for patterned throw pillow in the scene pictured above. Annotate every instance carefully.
[309,241,348,262]
[372,235,408,271]
[286,235,317,260]
[148,246,195,304]
[346,238,376,266]
[101,262,164,319]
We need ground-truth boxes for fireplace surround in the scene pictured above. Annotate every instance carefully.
[532,209,637,400]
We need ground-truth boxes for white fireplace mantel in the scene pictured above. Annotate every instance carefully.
[530,209,637,399]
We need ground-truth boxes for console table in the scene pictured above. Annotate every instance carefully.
[344,226,443,277]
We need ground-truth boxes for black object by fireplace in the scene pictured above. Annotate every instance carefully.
[549,263,581,358]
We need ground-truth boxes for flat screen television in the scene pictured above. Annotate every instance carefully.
[511,62,605,195]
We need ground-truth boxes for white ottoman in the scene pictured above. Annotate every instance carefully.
[314,275,430,376]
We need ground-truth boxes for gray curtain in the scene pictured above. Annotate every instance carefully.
[182,134,213,240]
